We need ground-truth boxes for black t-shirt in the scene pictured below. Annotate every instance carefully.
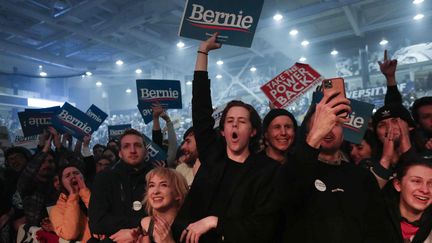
[209,158,245,217]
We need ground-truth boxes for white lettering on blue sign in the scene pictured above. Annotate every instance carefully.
[86,109,102,123]
[140,88,179,101]
[188,4,254,31]
[58,110,92,134]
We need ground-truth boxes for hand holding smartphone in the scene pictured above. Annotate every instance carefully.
[321,77,349,117]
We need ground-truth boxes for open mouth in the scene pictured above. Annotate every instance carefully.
[415,195,429,202]
[232,132,238,139]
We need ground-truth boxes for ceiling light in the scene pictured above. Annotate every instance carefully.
[116,60,124,65]
[81,75,85,78]
[96,81,102,87]
[301,40,309,47]
[413,0,424,4]
[135,68,142,74]
[125,88,132,93]
[216,74,222,79]
[299,57,307,62]
[379,39,388,46]
[413,13,424,20]
[216,60,224,65]
[273,13,283,21]
[39,71,47,77]
[85,71,92,76]
[331,50,339,56]
[38,65,43,69]
[289,29,298,36]
[186,81,192,86]
[177,41,185,48]
[250,66,257,72]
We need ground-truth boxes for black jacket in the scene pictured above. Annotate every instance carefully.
[88,160,153,237]
[172,71,279,243]
[277,143,390,243]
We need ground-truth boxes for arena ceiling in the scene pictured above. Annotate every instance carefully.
[0,0,431,90]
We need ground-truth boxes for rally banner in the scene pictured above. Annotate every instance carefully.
[108,124,132,141]
[178,0,264,47]
[137,103,153,125]
[143,134,168,163]
[136,79,182,109]
[86,104,108,128]
[18,106,60,137]
[312,92,374,144]
[51,102,99,140]
[261,63,324,109]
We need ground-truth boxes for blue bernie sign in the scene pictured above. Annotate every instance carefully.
[108,124,131,141]
[136,79,182,109]
[137,103,153,125]
[51,102,99,140]
[178,0,264,47]
[143,133,167,163]
[18,106,60,137]
[86,104,108,128]
[312,92,375,144]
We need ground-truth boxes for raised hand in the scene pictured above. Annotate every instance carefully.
[152,103,164,118]
[380,123,396,169]
[306,90,351,148]
[378,50,397,79]
[199,32,222,53]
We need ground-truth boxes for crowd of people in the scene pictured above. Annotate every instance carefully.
[0,34,432,243]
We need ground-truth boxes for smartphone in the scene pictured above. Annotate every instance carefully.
[322,77,348,116]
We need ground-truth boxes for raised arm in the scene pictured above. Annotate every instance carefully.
[379,50,402,105]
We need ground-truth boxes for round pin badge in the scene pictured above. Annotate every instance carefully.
[132,201,142,211]
[314,179,326,192]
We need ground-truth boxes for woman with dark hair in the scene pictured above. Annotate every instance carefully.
[348,129,378,166]
[382,159,432,242]
[49,164,91,242]
[172,33,279,243]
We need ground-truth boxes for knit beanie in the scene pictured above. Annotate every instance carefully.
[263,109,298,132]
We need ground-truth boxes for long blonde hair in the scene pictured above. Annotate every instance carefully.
[143,167,189,215]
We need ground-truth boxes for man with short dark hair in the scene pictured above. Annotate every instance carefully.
[89,129,153,242]
[176,127,200,186]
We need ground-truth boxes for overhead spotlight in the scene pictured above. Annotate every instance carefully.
[216,74,222,79]
[216,60,224,65]
[176,41,185,48]
[413,13,424,20]
[116,60,124,65]
[301,40,309,47]
[96,81,102,87]
[85,71,92,76]
[250,66,257,72]
[330,50,339,56]
[81,75,86,78]
[186,81,192,86]
[39,71,47,77]
[273,13,283,21]
[38,65,43,69]
[379,39,389,46]
[125,88,132,93]
[413,0,424,4]
[135,68,142,74]
[289,29,298,36]
[299,57,307,62]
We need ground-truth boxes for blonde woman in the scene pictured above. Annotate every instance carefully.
[139,168,188,243]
